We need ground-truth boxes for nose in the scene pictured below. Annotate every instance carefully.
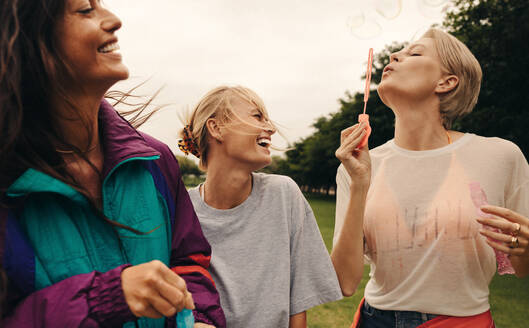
[264,120,276,135]
[101,8,122,33]
[390,51,399,63]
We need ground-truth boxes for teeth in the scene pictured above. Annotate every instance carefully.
[98,42,119,53]
[257,138,271,147]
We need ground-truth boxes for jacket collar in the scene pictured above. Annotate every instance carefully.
[7,100,160,198]
[98,99,160,177]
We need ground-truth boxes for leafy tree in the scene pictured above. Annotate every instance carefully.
[445,0,529,155]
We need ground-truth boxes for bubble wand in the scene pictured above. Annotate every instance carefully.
[358,48,373,149]
[176,308,195,327]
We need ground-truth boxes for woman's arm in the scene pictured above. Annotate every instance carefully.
[289,312,307,328]
[1,264,136,327]
[330,123,371,296]
[331,182,368,296]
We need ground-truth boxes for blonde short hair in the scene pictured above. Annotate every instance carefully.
[422,28,482,129]
[180,85,273,170]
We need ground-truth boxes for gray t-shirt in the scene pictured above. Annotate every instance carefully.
[189,173,342,328]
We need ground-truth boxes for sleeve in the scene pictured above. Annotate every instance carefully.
[287,179,343,315]
[149,143,225,328]
[1,264,135,328]
[333,164,351,247]
[505,145,529,217]
[0,208,136,327]
[502,142,529,276]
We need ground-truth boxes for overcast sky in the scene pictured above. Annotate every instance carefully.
[107,0,448,154]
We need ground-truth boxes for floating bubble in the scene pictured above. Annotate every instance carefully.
[374,0,402,19]
[417,0,445,18]
[422,0,448,6]
[347,11,365,29]
[350,18,382,40]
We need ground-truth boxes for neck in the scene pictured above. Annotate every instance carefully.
[51,88,105,153]
[389,96,450,150]
[203,163,253,210]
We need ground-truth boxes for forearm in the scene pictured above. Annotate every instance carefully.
[331,184,367,297]
[289,311,307,328]
[2,265,134,327]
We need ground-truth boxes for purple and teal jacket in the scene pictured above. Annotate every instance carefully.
[0,101,226,327]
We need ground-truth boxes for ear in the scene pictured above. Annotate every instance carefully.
[435,74,459,94]
[206,118,223,142]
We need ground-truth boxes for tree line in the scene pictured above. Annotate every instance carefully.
[178,0,529,193]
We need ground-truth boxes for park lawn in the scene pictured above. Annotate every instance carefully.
[305,194,529,328]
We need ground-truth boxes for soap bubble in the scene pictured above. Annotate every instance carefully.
[347,11,365,29]
[422,0,448,6]
[350,18,382,39]
[374,0,402,19]
[417,0,446,18]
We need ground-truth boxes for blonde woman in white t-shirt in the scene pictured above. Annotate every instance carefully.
[331,28,529,328]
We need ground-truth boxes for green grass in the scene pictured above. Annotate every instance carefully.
[305,194,529,328]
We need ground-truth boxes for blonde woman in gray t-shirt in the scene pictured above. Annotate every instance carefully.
[178,85,343,328]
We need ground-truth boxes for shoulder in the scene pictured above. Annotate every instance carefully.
[369,139,394,158]
[468,135,526,162]
[140,132,178,162]
[253,173,308,212]
[254,172,300,195]
[139,132,182,177]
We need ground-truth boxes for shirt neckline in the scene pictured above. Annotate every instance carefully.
[193,172,260,216]
[388,133,474,157]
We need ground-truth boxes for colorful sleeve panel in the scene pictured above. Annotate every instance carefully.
[171,253,215,287]
[140,133,226,328]
[0,208,135,327]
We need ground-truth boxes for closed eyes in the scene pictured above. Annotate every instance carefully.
[77,7,94,14]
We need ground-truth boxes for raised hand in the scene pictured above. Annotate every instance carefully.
[335,122,371,188]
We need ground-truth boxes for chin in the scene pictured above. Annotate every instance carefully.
[376,82,394,108]
[263,158,272,168]
[113,66,130,81]
[103,71,130,90]
[251,158,272,172]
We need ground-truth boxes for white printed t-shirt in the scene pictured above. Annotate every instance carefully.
[334,134,529,316]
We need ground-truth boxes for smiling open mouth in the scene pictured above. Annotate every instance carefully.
[98,42,120,53]
[257,138,271,147]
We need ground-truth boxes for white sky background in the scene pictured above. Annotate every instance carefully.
[107,0,448,155]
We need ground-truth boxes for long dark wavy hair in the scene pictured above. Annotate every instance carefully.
[0,0,159,202]
[0,0,160,315]
[0,0,71,194]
